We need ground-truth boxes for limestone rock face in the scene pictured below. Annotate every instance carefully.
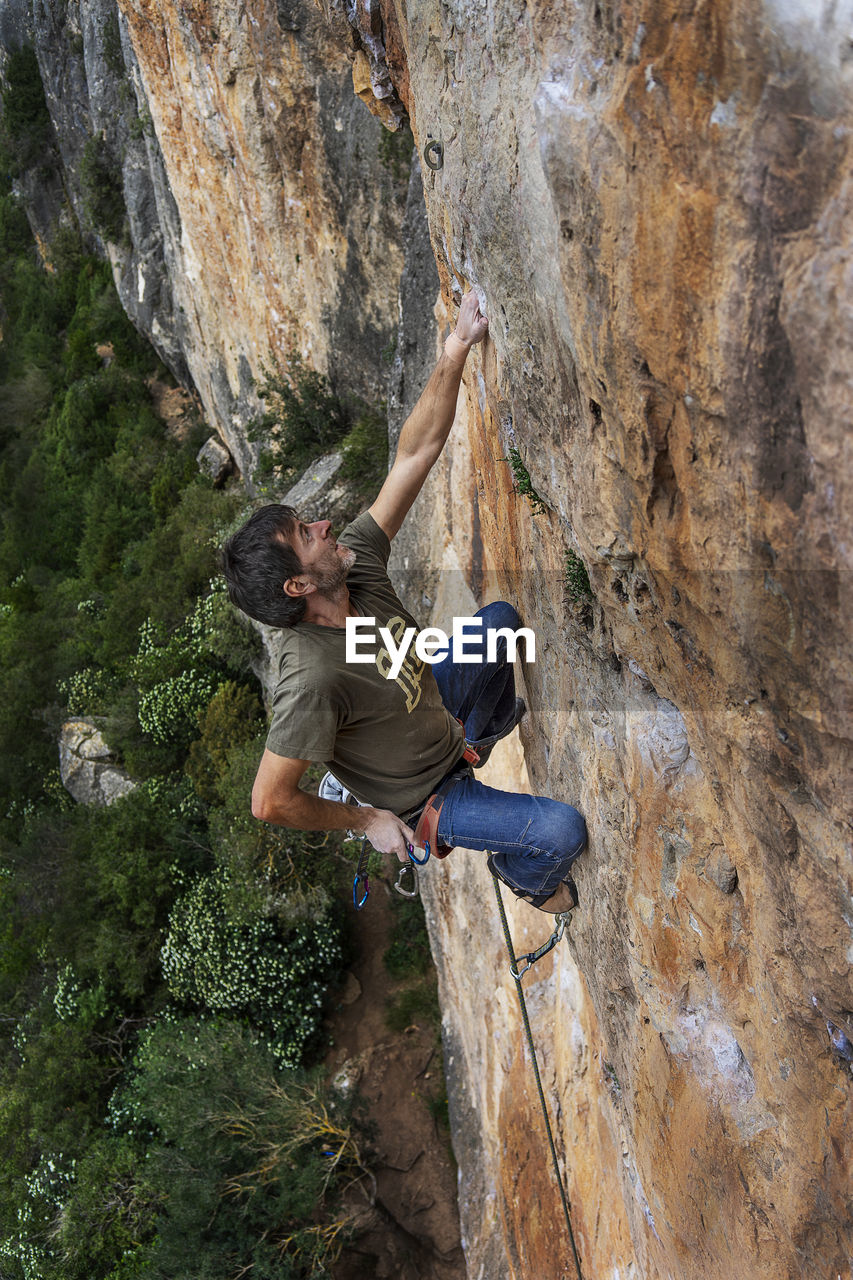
[6,0,405,476]
[111,0,405,476]
[59,719,137,807]
[380,5,852,1278]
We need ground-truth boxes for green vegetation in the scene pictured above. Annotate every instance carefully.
[504,445,549,515]
[249,354,388,498]
[0,179,371,1276]
[383,893,440,1037]
[564,547,593,602]
[384,893,432,980]
[0,45,54,176]
[79,135,126,243]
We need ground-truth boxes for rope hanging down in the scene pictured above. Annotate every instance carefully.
[493,877,584,1280]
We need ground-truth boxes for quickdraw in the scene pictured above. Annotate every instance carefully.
[508,910,572,980]
[353,839,429,909]
[352,837,371,910]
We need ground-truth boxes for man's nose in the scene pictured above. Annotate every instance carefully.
[312,520,332,539]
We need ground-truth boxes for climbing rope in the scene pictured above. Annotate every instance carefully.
[493,877,584,1280]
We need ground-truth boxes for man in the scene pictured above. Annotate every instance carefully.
[222,292,586,912]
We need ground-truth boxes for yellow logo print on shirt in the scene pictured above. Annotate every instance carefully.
[375,615,426,712]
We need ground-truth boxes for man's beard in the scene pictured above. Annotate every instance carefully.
[313,544,355,596]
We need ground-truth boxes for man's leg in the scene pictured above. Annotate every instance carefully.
[432,601,523,748]
[434,772,587,905]
[429,599,586,907]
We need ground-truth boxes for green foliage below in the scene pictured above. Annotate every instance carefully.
[564,548,593,602]
[2,1020,371,1280]
[0,45,53,176]
[249,353,388,500]
[0,181,364,1278]
[79,136,126,243]
[504,445,549,515]
[248,354,350,492]
[185,679,264,805]
[339,403,389,498]
[161,866,344,1067]
[384,893,432,980]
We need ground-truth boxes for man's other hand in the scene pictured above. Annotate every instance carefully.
[455,290,489,347]
[362,808,418,862]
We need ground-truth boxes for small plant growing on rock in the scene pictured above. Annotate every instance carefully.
[564,548,593,602]
[503,446,549,515]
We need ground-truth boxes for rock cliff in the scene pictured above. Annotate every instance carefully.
[6,0,852,1276]
[360,2,853,1276]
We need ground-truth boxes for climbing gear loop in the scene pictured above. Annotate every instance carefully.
[493,877,584,1280]
[509,910,573,981]
[394,861,419,899]
[423,138,444,171]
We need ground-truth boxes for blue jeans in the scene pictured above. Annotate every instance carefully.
[431,602,587,898]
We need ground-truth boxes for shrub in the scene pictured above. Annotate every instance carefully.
[339,403,389,496]
[161,867,344,1066]
[79,135,126,243]
[111,1018,371,1279]
[138,668,221,745]
[185,680,264,805]
[0,45,53,175]
[248,354,350,491]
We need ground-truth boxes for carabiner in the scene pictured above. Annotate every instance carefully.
[394,862,419,898]
[353,873,369,910]
[406,840,430,866]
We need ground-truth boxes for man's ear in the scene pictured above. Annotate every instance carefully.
[283,575,316,600]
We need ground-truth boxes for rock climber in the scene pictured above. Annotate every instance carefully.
[221,291,586,913]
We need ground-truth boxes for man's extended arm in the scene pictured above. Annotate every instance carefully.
[369,290,489,541]
[252,748,417,861]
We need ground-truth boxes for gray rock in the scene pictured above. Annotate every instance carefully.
[196,436,233,485]
[282,451,344,513]
[59,718,136,807]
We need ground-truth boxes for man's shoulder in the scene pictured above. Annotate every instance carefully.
[339,510,391,571]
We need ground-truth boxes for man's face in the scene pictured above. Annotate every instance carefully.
[284,518,356,595]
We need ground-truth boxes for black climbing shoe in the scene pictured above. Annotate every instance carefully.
[473,697,527,768]
[487,854,579,915]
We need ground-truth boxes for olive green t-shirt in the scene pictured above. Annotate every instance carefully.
[265,511,464,814]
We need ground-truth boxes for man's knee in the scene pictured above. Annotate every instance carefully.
[530,801,587,862]
[478,600,522,633]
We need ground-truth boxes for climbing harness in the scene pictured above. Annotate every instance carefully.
[493,876,584,1280]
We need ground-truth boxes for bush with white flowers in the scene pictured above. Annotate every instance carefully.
[161,868,343,1067]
